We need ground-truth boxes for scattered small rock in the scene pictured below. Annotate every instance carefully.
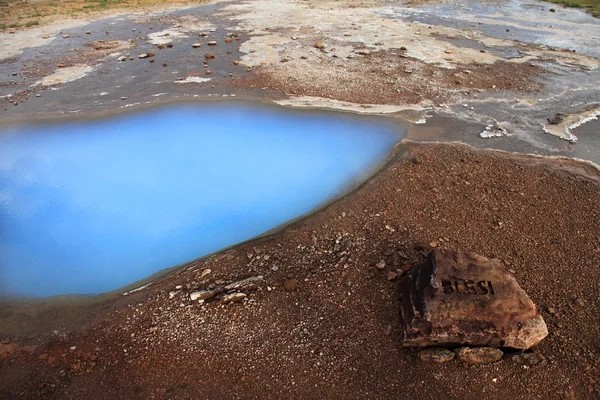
[162,62,168,67]
[117,56,127,62]
[207,41,217,46]
[456,347,503,364]
[419,348,455,363]
[205,52,215,59]
[85,31,91,34]
[376,260,386,270]
[190,290,215,301]
[56,63,65,68]
[224,276,264,291]
[225,38,233,43]
[387,271,398,281]
[138,53,149,59]
[314,42,326,49]
[192,43,201,48]
[62,34,69,39]
[233,60,240,65]
[201,268,211,278]
[511,352,540,366]
[166,43,173,48]
[444,49,454,54]
[42,35,49,39]
[221,292,246,304]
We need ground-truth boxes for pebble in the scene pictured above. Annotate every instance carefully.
[85,31,91,34]
[166,43,173,48]
[138,53,149,59]
[419,348,455,363]
[192,43,201,48]
[201,268,211,278]
[190,290,215,301]
[35,94,41,97]
[233,60,240,65]
[117,56,127,62]
[387,271,398,281]
[444,49,454,54]
[314,42,326,49]
[456,347,503,364]
[56,63,65,68]
[376,260,386,270]
[207,41,217,46]
[42,35,49,39]
[1,337,11,344]
[225,38,233,43]
[221,292,246,304]
[62,34,69,39]
[283,279,298,291]
[205,53,215,59]
[511,352,540,366]
[121,97,128,100]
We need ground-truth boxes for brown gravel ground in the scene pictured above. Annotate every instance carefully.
[233,50,543,106]
[1,142,600,399]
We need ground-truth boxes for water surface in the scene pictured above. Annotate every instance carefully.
[0,102,402,298]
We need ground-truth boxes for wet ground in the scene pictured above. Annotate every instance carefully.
[0,0,598,164]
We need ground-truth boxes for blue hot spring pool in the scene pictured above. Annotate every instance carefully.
[0,102,403,298]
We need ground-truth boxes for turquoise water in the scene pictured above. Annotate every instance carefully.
[0,102,402,298]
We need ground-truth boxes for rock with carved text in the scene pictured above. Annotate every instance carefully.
[400,249,547,349]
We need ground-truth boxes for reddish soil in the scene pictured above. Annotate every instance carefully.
[1,142,599,399]
[232,50,543,106]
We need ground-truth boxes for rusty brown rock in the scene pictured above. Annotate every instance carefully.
[400,249,548,350]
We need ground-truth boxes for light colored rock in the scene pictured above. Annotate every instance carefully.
[138,53,149,58]
[224,276,264,291]
[400,250,548,350]
[190,290,215,301]
[221,292,247,304]
[376,260,386,270]
[192,43,201,48]
[456,347,503,364]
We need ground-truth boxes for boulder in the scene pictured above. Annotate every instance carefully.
[400,250,548,349]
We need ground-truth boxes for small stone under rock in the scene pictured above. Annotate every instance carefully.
[419,348,455,363]
[456,347,503,364]
[511,352,540,366]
